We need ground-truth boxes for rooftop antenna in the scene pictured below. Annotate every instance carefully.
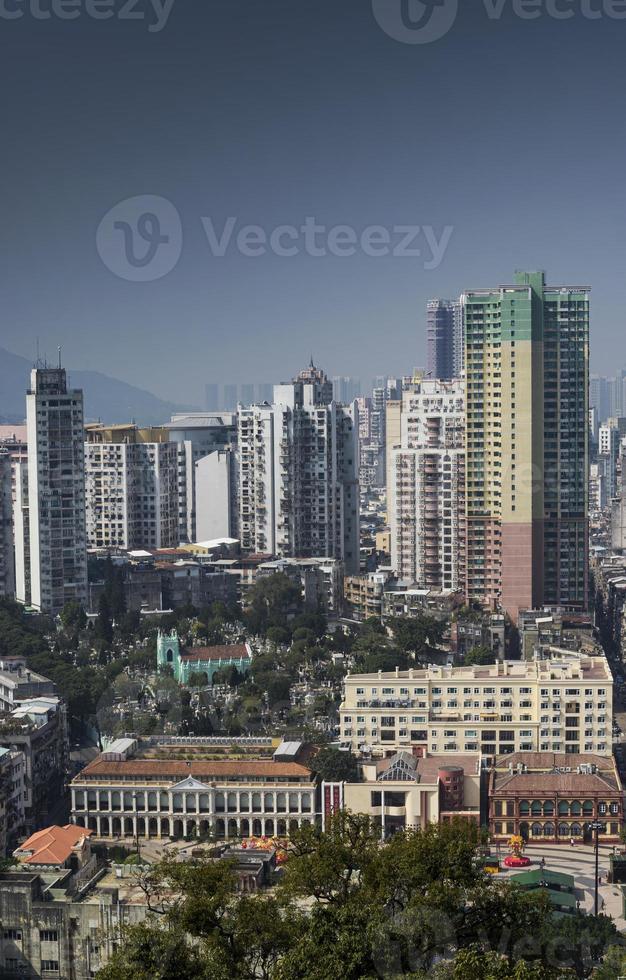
[58,346,62,369]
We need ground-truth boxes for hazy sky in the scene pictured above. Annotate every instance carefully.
[2,0,626,405]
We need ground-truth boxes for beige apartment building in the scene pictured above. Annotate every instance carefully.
[340,652,613,759]
[323,752,481,838]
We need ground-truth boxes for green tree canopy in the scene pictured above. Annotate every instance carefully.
[311,746,359,782]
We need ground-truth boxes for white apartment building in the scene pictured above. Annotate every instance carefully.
[238,363,359,573]
[0,453,15,598]
[24,367,87,613]
[389,379,465,591]
[164,413,237,543]
[13,458,30,605]
[340,652,613,759]
[85,425,179,551]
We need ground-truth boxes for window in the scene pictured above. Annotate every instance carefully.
[41,962,60,973]
[3,930,22,941]
[40,931,58,943]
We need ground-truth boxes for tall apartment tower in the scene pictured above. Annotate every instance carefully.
[389,380,465,591]
[84,424,179,551]
[0,453,15,597]
[426,299,463,380]
[26,366,87,613]
[165,413,237,543]
[238,363,359,572]
[463,271,589,619]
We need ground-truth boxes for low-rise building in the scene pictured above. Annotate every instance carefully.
[257,557,344,616]
[0,863,148,979]
[0,657,57,712]
[451,612,506,660]
[343,570,390,622]
[70,737,318,842]
[340,652,613,759]
[383,585,463,621]
[324,751,482,837]
[14,824,95,878]
[487,752,623,844]
[156,629,252,684]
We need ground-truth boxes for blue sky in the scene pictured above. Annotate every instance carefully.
[1,0,625,404]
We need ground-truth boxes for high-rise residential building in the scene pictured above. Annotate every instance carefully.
[590,372,626,424]
[24,366,87,613]
[463,271,589,619]
[165,413,237,543]
[13,458,30,605]
[240,384,255,406]
[223,385,238,411]
[238,363,359,572]
[426,299,463,380]
[598,423,621,500]
[205,384,219,411]
[84,424,179,551]
[390,379,465,591]
[0,453,15,598]
[332,377,361,404]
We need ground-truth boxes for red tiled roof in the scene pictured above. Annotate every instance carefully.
[180,644,251,662]
[494,772,618,795]
[15,824,93,866]
[77,759,311,780]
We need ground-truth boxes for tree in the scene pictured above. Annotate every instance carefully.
[266,626,291,646]
[591,942,626,979]
[312,746,359,782]
[245,573,303,634]
[388,614,447,658]
[96,593,114,644]
[96,922,213,980]
[60,599,87,633]
[464,645,495,667]
[187,671,209,688]
[431,946,564,979]
[99,858,303,980]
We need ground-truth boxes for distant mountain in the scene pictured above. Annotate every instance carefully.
[0,347,198,425]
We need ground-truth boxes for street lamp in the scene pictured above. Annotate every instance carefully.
[586,820,606,916]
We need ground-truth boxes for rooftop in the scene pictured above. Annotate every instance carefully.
[345,653,611,684]
[74,757,312,782]
[15,825,93,867]
[372,752,480,783]
[180,644,251,663]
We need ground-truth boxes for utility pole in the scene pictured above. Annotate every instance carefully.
[587,820,606,915]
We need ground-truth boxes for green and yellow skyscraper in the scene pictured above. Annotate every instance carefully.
[463,271,589,620]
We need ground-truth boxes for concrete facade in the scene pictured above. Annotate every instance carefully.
[25,367,87,613]
[340,652,612,759]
